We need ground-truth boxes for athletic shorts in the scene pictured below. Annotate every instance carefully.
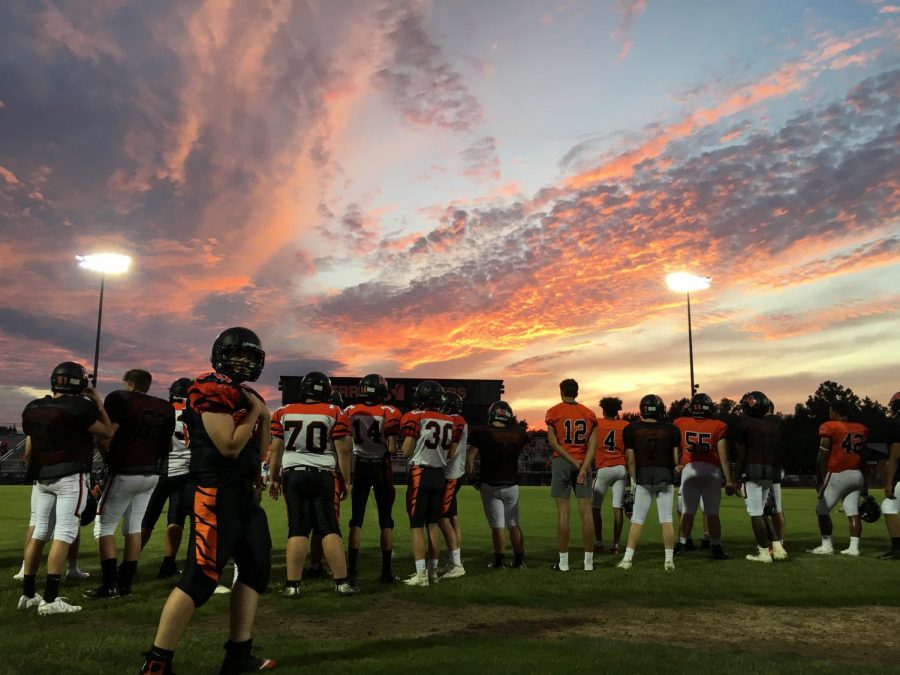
[283,467,342,538]
[771,483,783,515]
[550,457,592,499]
[177,482,271,608]
[407,464,445,528]
[743,479,773,517]
[439,478,464,518]
[141,474,193,531]
[95,473,159,537]
[350,458,395,530]
[816,470,864,517]
[592,465,627,509]
[631,482,674,526]
[480,483,520,528]
[680,462,722,516]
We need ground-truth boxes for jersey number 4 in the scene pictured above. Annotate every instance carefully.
[284,420,329,454]
[840,433,866,454]
[603,429,617,453]
[352,418,382,445]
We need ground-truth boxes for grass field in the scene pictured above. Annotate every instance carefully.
[1,485,899,674]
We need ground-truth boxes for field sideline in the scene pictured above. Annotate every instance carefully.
[1,485,899,674]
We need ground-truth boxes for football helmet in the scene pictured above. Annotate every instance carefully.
[211,327,265,382]
[169,378,193,403]
[891,391,900,416]
[80,495,98,527]
[329,390,345,408]
[413,380,444,410]
[622,487,635,519]
[639,394,665,420]
[359,373,389,404]
[763,490,776,518]
[440,391,463,415]
[740,391,771,418]
[860,495,881,523]
[690,392,714,418]
[50,362,89,395]
[488,401,514,425]
[300,371,332,402]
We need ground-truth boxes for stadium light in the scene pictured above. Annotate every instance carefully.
[665,272,711,396]
[77,253,132,387]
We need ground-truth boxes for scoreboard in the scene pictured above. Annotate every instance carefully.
[279,376,504,425]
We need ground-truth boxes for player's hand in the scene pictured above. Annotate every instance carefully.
[268,479,281,501]
[83,387,103,405]
[577,467,588,485]
[341,484,349,501]
[674,464,684,474]
[725,482,735,496]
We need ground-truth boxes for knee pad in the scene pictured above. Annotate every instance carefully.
[377,515,395,530]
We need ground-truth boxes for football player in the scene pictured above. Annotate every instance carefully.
[617,395,680,571]
[467,401,528,568]
[591,396,628,555]
[765,400,788,559]
[140,378,194,579]
[19,362,113,615]
[733,391,784,563]
[673,393,734,560]
[809,400,870,556]
[139,328,275,675]
[545,379,597,572]
[86,369,175,599]
[345,374,402,584]
[400,381,462,586]
[437,391,467,579]
[268,371,356,596]
[879,392,900,560]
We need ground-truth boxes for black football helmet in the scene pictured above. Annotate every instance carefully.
[329,390,345,408]
[639,394,665,420]
[211,327,265,382]
[740,391,771,418]
[622,487,635,520]
[891,392,900,416]
[51,362,89,395]
[488,400,514,425]
[690,392,714,418]
[169,378,193,403]
[763,490,777,518]
[300,371,332,402]
[413,380,444,410]
[359,373,389,404]
[441,391,463,415]
[860,495,881,523]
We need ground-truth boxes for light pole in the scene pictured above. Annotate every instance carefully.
[665,272,711,396]
[77,253,132,387]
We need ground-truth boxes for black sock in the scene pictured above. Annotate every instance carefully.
[493,553,504,565]
[119,560,138,588]
[381,549,392,572]
[514,553,524,564]
[892,537,900,551]
[348,547,359,575]
[162,555,176,568]
[44,574,61,603]
[101,557,118,587]
[224,638,250,657]
[23,574,36,598]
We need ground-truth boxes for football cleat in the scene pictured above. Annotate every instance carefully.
[700,538,711,550]
[139,653,176,674]
[839,548,860,557]
[440,565,466,579]
[807,545,834,555]
[877,549,900,560]
[38,596,82,615]
[488,556,506,569]
[65,567,90,580]
[213,584,231,594]
[221,639,275,674]
[711,545,729,560]
[83,584,119,599]
[616,560,632,570]
[664,560,675,571]
[511,557,527,569]
[13,569,24,581]
[772,542,789,560]
[334,581,360,595]
[746,550,773,564]
[550,563,569,572]
[17,593,42,610]
[380,572,399,584]
[280,585,301,599]
[403,572,429,587]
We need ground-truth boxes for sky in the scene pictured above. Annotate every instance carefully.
[0,0,898,427]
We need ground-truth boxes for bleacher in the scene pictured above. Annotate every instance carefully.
[0,426,27,484]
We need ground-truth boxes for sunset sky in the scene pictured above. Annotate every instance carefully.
[1,0,898,426]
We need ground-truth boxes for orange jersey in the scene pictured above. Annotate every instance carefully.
[819,420,869,473]
[594,418,628,469]
[674,417,728,466]
[545,401,598,463]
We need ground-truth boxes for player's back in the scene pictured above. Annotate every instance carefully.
[735,415,782,471]
[623,421,679,484]
[273,401,350,470]
[22,395,97,479]
[819,420,869,472]
[105,390,175,475]
[401,409,461,468]
[345,403,401,459]
[673,416,727,466]
[545,401,598,462]
[595,418,628,469]
[471,424,528,486]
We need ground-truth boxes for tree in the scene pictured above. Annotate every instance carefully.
[717,397,739,417]
[803,381,861,423]
[858,396,888,442]
[667,397,690,420]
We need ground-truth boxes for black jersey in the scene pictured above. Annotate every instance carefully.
[888,417,900,483]
[184,372,265,487]
[104,390,175,475]
[22,395,99,480]
[623,421,679,485]
[733,415,782,481]
[469,424,528,487]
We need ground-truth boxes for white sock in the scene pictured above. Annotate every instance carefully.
[822,535,833,548]
[759,545,770,556]
[415,559,426,575]
[429,558,439,571]
[664,548,674,562]
[623,548,635,562]
[849,536,860,552]
[558,552,569,570]
[584,551,594,567]
[679,537,687,544]
[450,549,462,567]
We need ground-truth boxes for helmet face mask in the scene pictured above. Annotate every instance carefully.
[740,391,771,418]
[440,391,463,415]
[690,393,714,418]
[359,374,388,404]
[488,400,514,425]
[169,378,193,402]
[211,327,265,382]
[639,394,665,420]
[51,362,89,395]
[413,380,444,410]
[300,371,332,403]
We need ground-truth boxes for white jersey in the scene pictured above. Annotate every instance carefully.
[271,402,350,471]
[167,401,190,477]
[400,409,462,469]
[444,417,467,480]
[345,403,402,460]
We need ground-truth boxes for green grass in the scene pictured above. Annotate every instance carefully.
[1,485,898,674]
